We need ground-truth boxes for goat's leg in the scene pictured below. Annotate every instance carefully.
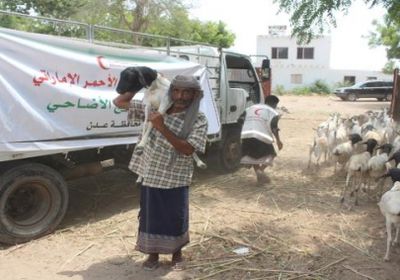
[158,94,172,115]
[192,153,207,169]
[307,146,313,169]
[353,172,365,206]
[136,105,152,153]
[316,151,322,168]
[353,179,360,206]
[384,219,392,261]
[375,178,385,201]
[393,225,400,246]
[341,172,351,204]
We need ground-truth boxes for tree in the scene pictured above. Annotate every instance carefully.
[274,0,400,70]
[273,0,398,43]
[0,0,88,36]
[381,60,397,74]
[75,0,235,47]
[190,21,235,48]
[0,0,86,18]
[368,8,400,60]
[104,0,235,47]
[0,0,236,48]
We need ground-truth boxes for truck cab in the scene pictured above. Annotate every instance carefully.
[167,45,267,170]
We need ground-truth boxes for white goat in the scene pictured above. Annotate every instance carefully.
[367,144,393,197]
[308,127,328,168]
[342,139,377,206]
[140,74,207,169]
[136,74,172,150]
[391,135,400,156]
[332,133,363,173]
[378,181,400,261]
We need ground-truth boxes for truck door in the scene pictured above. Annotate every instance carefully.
[224,53,262,124]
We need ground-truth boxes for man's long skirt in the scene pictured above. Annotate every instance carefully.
[135,184,189,254]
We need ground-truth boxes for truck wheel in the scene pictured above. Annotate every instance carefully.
[217,128,242,172]
[346,93,357,101]
[0,163,68,244]
[385,94,392,101]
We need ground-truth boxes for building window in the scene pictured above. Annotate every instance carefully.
[297,47,314,59]
[366,76,377,80]
[344,76,356,85]
[291,74,303,84]
[272,47,288,59]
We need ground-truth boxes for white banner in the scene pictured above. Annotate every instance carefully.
[0,28,220,161]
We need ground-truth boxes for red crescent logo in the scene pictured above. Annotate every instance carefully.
[96,56,109,70]
[254,108,262,116]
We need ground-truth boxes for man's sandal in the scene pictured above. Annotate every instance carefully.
[171,261,185,271]
[142,259,159,271]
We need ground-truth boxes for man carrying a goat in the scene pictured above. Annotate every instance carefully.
[240,95,283,184]
[113,69,208,271]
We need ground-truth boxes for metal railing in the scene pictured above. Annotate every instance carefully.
[0,10,219,58]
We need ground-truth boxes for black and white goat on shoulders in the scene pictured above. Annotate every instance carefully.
[116,66,207,169]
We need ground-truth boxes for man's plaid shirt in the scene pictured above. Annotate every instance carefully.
[128,100,208,189]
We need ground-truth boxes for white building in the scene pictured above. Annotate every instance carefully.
[256,26,391,91]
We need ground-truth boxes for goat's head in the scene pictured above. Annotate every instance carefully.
[377,143,393,155]
[116,66,158,94]
[349,133,362,145]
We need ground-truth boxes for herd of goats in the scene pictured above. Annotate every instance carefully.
[307,107,400,261]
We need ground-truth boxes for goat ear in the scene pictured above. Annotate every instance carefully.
[137,69,148,87]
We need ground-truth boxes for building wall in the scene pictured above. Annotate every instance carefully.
[256,35,331,68]
[256,34,392,91]
[271,66,392,90]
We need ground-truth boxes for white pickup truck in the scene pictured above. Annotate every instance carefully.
[0,11,269,244]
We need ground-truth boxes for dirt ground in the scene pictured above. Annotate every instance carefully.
[1,95,399,280]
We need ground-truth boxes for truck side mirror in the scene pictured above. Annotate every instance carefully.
[261,59,270,81]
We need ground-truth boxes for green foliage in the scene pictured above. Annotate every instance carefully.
[273,85,287,96]
[274,0,400,72]
[0,0,236,48]
[0,0,87,18]
[334,80,353,88]
[273,0,353,43]
[369,14,400,60]
[309,79,331,94]
[291,86,312,96]
[273,0,399,47]
[275,80,331,96]
[190,20,235,48]
[382,60,397,74]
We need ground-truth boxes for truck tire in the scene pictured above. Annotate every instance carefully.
[217,128,242,172]
[385,94,392,101]
[0,163,68,244]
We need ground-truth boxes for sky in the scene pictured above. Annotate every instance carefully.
[190,0,388,71]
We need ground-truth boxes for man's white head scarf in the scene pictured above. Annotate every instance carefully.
[168,75,204,139]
